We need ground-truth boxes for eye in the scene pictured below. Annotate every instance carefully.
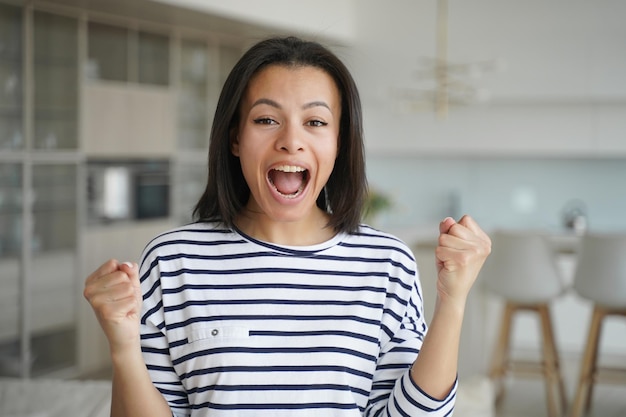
[306,119,328,127]
[253,117,278,125]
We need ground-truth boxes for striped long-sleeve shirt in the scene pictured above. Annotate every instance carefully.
[139,222,456,417]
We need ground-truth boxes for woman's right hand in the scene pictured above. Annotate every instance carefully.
[83,259,143,354]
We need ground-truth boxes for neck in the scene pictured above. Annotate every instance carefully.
[234,207,335,246]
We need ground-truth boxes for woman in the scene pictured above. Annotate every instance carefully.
[84,36,491,417]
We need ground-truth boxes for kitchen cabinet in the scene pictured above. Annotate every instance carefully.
[33,11,79,150]
[83,20,174,157]
[175,39,241,152]
[1,0,251,378]
[0,3,22,150]
[0,162,80,377]
[0,164,22,353]
[177,38,211,150]
[0,6,81,378]
[0,164,21,259]
[87,21,128,83]
[138,31,170,86]
[172,40,241,223]
[82,82,175,157]
[87,21,170,86]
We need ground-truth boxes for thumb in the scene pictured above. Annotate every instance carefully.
[118,261,140,289]
[439,216,456,235]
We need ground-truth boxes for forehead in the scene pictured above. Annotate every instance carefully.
[245,64,341,104]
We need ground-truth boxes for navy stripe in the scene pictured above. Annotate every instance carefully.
[164,298,384,313]
[166,314,381,331]
[249,329,379,344]
[190,401,360,411]
[160,266,395,279]
[162,282,387,295]
[173,346,378,366]
[178,365,374,381]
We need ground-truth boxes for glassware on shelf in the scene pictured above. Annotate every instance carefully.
[32,164,77,253]
[33,11,78,150]
[0,3,23,150]
[178,39,209,150]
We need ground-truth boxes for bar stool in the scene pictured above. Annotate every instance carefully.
[481,230,568,417]
[569,233,626,417]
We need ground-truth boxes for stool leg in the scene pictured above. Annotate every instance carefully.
[539,304,566,417]
[584,307,606,415]
[570,306,604,417]
[490,302,516,405]
[544,306,568,413]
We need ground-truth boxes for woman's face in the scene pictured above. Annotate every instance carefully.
[232,64,341,225]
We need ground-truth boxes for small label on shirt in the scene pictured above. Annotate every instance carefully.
[188,326,249,343]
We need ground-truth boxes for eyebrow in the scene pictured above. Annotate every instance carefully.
[251,98,331,111]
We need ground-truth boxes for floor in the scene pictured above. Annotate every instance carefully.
[494,354,626,417]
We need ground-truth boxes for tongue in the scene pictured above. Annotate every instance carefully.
[270,170,304,195]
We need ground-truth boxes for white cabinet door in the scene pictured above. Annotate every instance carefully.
[128,87,176,155]
[82,83,175,157]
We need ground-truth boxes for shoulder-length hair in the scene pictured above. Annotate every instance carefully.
[193,36,367,234]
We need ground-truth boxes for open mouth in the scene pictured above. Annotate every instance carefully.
[268,165,309,199]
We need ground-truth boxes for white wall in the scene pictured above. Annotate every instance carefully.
[151,0,357,44]
[347,0,626,155]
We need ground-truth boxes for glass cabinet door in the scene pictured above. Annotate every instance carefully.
[138,31,170,86]
[0,163,23,376]
[87,21,128,82]
[33,11,79,150]
[0,3,23,150]
[30,163,78,375]
[0,6,80,378]
[219,44,241,91]
[178,39,209,150]
[172,161,206,223]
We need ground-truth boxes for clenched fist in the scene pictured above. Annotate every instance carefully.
[435,215,491,307]
[83,259,142,354]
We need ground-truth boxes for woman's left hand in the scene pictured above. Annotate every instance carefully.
[435,215,491,308]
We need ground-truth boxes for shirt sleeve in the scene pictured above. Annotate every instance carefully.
[364,261,457,416]
[139,250,191,417]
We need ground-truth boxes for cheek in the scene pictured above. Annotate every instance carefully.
[318,143,339,179]
[237,144,265,183]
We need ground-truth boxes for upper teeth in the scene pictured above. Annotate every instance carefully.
[274,165,305,173]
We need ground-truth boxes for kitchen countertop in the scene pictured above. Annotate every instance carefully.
[386,225,582,254]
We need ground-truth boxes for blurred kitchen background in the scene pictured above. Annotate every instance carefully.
[0,0,624,409]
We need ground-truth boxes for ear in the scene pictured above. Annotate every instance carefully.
[230,128,240,157]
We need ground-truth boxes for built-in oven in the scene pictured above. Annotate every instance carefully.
[87,159,170,223]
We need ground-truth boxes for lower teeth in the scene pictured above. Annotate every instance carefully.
[274,185,303,199]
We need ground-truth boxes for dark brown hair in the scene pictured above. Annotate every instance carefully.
[193,36,367,234]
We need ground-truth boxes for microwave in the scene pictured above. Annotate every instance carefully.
[87,160,170,223]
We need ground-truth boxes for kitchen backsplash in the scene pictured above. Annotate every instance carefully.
[366,156,626,235]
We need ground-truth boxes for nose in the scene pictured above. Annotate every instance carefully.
[275,122,304,154]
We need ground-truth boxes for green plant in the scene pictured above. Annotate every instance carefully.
[362,189,392,222]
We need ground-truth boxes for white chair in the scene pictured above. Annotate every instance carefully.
[569,233,626,417]
[481,230,568,417]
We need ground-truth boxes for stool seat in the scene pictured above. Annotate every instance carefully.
[481,230,568,417]
[569,233,626,417]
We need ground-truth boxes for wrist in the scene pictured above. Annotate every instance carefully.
[433,295,466,321]
[109,340,143,367]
